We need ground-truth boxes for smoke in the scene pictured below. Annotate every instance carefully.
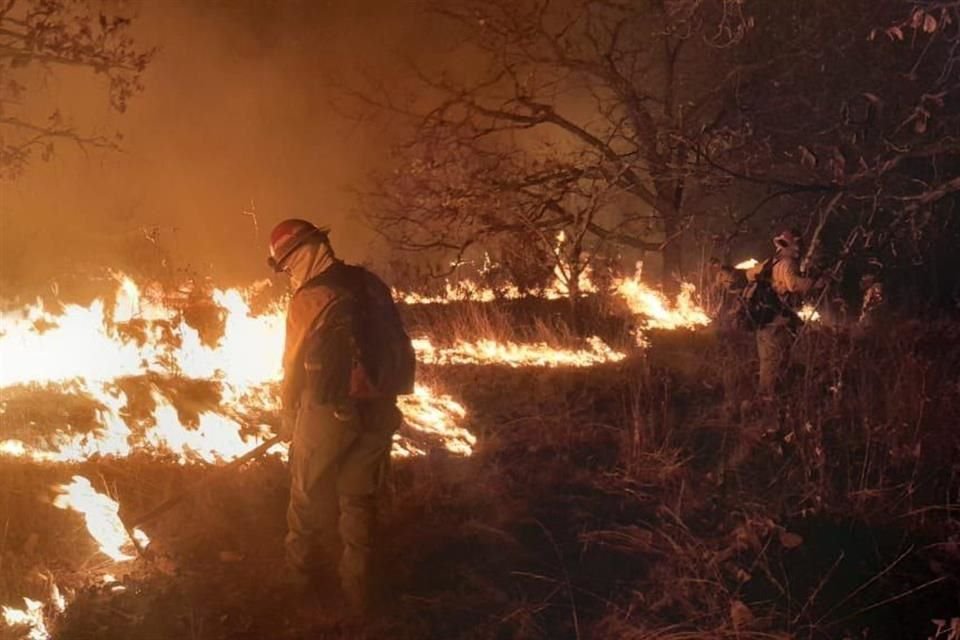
[0,0,434,297]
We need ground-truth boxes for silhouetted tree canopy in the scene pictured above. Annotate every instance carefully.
[357,0,960,307]
[0,0,152,179]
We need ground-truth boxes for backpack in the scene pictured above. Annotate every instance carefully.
[302,263,416,400]
[733,258,797,331]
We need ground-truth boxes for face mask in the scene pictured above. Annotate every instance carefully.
[283,242,334,290]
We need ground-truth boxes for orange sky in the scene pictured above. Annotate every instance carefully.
[1,0,444,295]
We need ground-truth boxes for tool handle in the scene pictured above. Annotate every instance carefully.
[126,434,283,530]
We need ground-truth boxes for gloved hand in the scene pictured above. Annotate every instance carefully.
[279,408,298,442]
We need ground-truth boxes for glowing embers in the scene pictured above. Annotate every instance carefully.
[52,476,149,562]
[413,336,625,368]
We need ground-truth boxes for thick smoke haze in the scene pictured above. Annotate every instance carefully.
[1,0,441,296]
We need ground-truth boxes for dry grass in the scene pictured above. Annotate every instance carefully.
[1,302,958,639]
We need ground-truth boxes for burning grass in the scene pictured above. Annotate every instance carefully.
[1,275,958,639]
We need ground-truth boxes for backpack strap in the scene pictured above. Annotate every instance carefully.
[758,255,778,281]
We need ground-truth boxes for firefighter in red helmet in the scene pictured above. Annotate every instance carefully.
[268,218,415,615]
[746,228,817,398]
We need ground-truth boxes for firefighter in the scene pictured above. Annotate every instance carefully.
[858,271,885,327]
[268,218,407,614]
[748,229,816,398]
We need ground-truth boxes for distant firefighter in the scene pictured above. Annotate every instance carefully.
[268,218,416,614]
[743,229,818,399]
[858,271,886,327]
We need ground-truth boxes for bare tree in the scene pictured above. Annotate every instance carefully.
[358,0,753,291]
[0,0,152,179]
[701,0,960,306]
[369,123,627,297]
[358,0,960,306]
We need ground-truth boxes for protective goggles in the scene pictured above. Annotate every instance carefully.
[267,227,327,273]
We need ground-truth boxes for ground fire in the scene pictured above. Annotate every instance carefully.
[52,477,150,562]
[0,270,709,639]
[3,1,959,638]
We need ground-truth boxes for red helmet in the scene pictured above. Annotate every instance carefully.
[773,228,802,251]
[267,219,328,272]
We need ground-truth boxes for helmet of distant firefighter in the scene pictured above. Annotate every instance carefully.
[773,228,802,257]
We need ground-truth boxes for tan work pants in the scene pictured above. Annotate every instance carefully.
[756,323,792,398]
[285,398,401,603]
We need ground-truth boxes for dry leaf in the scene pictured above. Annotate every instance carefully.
[779,530,804,549]
[730,599,755,629]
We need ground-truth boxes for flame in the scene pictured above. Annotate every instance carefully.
[0,267,702,465]
[614,267,710,330]
[413,336,624,367]
[735,258,760,270]
[2,598,50,640]
[397,280,519,305]
[397,261,711,333]
[0,297,164,386]
[112,273,175,323]
[396,385,475,457]
[798,304,821,323]
[52,476,149,562]
[0,382,275,464]
[0,278,472,463]
[396,233,599,304]
[1,583,64,640]
[49,586,65,615]
[0,267,706,638]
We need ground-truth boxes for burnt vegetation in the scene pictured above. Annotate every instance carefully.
[2,0,960,639]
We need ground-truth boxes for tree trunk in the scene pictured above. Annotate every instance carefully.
[662,220,683,295]
[653,173,686,294]
[567,264,583,334]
